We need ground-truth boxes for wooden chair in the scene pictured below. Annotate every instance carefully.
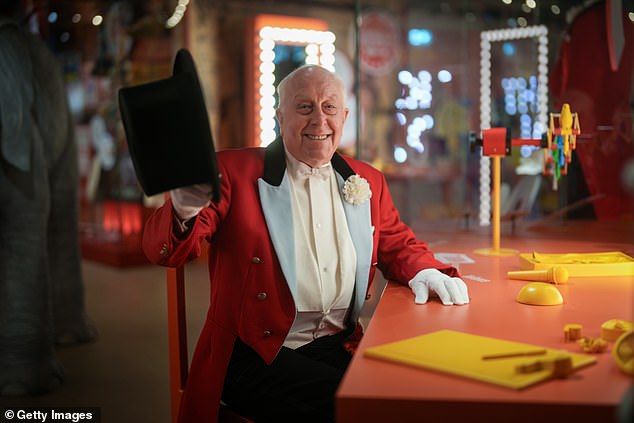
[166,266,251,423]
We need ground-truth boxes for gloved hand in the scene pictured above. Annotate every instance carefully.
[408,268,469,305]
[170,184,213,221]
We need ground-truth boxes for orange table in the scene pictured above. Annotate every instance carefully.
[336,224,633,422]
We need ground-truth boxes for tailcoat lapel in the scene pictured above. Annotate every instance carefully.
[258,138,373,321]
[331,153,373,323]
[258,139,298,300]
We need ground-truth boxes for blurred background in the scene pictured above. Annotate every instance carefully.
[12,0,630,265]
[2,1,632,421]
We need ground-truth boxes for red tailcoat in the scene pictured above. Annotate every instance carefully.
[143,139,456,422]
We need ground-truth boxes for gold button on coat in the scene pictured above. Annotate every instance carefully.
[159,242,170,257]
[251,257,262,264]
[257,292,267,301]
[263,330,272,337]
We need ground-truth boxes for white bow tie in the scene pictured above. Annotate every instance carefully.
[297,164,332,181]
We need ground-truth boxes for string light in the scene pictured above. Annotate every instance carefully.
[394,68,436,158]
[166,0,190,29]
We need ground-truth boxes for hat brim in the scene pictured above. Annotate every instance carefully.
[118,48,221,202]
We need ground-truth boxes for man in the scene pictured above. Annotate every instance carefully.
[143,65,469,422]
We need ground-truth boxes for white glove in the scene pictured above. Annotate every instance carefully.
[170,184,213,221]
[408,268,469,306]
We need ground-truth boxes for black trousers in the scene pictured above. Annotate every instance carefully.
[221,332,353,423]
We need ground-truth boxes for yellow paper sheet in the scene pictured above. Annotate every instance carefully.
[364,330,596,389]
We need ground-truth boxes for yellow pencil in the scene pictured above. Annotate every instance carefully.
[482,349,547,360]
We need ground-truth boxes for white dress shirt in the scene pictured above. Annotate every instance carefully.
[283,151,356,349]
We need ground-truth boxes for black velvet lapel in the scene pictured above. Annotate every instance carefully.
[263,137,287,186]
[262,136,355,186]
[331,151,355,180]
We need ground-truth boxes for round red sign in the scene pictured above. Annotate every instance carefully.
[359,10,400,76]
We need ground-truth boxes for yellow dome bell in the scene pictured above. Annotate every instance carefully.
[516,282,563,306]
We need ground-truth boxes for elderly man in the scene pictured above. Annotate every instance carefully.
[143,65,469,423]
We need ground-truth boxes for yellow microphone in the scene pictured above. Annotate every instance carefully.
[507,266,569,284]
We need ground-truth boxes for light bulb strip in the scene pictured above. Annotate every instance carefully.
[478,25,548,226]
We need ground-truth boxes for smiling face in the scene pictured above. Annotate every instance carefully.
[276,66,349,168]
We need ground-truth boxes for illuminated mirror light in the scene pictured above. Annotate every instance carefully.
[260,49,275,63]
[257,26,336,146]
[259,62,275,74]
[48,12,58,23]
[320,53,335,66]
[479,25,548,225]
[551,5,561,15]
[260,39,275,51]
[260,96,275,109]
[262,130,276,145]
[166,0,190,28]
[305,43,319,56]
[260,118,276,131]
[320,43,335,54]
[259,85,275,97]
[72,13,81,23]
[260,108,275,119]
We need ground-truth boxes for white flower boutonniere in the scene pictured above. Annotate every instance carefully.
[343,175,372,205]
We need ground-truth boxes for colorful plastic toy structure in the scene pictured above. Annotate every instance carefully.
[543,104,581,190]
[470,103,580,256]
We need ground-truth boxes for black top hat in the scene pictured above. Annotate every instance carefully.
[118,48,221,202]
